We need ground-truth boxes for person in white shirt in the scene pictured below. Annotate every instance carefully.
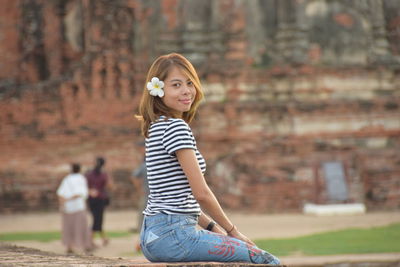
[57,163,92,254]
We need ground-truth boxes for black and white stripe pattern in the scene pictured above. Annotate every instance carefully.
[143,116,206,216]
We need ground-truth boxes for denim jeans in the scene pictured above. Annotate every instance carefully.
[140,213,280,264]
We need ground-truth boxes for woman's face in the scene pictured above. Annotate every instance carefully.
[162,66,196,117]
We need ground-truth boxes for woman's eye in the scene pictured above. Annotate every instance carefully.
[173,83,181,87]
[187,81,193,86]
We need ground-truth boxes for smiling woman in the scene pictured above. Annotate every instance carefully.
[137,53,204,138]
[161,66,196,116]
[134,53,280,264]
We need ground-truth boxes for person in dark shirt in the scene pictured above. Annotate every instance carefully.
[85,157,113,247]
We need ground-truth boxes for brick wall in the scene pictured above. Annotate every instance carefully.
[0,0,399,213]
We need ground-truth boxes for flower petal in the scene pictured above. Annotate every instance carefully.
[149,89,158,96]
[147,81,153,90]
[151,77,159,84]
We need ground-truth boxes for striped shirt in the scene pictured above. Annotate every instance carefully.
[143,116,206,216]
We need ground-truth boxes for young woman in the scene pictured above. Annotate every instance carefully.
[136,53,280,264]
[57,163,92,254]
[86,157,113,247]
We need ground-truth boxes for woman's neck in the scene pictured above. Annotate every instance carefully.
[160,111,182,119]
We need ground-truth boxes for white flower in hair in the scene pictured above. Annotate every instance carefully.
[147,77,164,97]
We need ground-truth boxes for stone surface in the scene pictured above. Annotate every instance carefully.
[0,244,287,267]
[2,243,400,267]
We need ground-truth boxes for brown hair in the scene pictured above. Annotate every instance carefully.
[136,53,204,137]
[71,163,81,173]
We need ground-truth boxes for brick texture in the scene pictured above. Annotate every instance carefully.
[0,0,399,213]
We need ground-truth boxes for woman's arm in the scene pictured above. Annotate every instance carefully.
[106,174,115,192]
[176,149,255,245]
[57,196,65,212]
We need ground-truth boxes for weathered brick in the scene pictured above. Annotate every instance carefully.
[1,1,400,213]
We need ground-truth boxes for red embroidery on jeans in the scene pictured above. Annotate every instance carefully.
[247,244,262,257]
[208,235,241,257]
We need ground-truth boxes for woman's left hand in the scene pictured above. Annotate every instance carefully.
[89,188,99,197]
[212,224,227,235]
[228,227,255,246]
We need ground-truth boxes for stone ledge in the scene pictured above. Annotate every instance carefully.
[0,243,286,267]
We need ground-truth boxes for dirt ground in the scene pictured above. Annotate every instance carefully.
[1,209,400,266]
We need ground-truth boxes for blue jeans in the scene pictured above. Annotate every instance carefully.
[140,213,280,264]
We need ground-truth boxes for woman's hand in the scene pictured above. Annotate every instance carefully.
[89,188,99,197]
[58,197,65,212]
[211,224,227,235]
[228,226,255,246]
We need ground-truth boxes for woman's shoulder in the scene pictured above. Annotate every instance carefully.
[69,173,86,181]
[164,118,192,134]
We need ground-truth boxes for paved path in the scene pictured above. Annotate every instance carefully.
[1,209,400,266]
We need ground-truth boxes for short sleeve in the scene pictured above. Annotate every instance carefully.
[162,119,196,155]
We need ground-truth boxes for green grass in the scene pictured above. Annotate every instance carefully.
[2,224,400,257]
[0,231,131,243]
[255,223,400,256]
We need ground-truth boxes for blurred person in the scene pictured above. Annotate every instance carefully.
[85,157,113,247]
[130,141,148,250]
[135,53,280,264]
[131,141,148,232]
[57,163,92,254]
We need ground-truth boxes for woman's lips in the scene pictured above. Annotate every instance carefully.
[180,99,191,105]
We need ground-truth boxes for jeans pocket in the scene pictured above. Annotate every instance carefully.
[145,229,188,262]
[184,216,198,226]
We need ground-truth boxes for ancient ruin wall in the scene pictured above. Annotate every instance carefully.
[0,0,400,212]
